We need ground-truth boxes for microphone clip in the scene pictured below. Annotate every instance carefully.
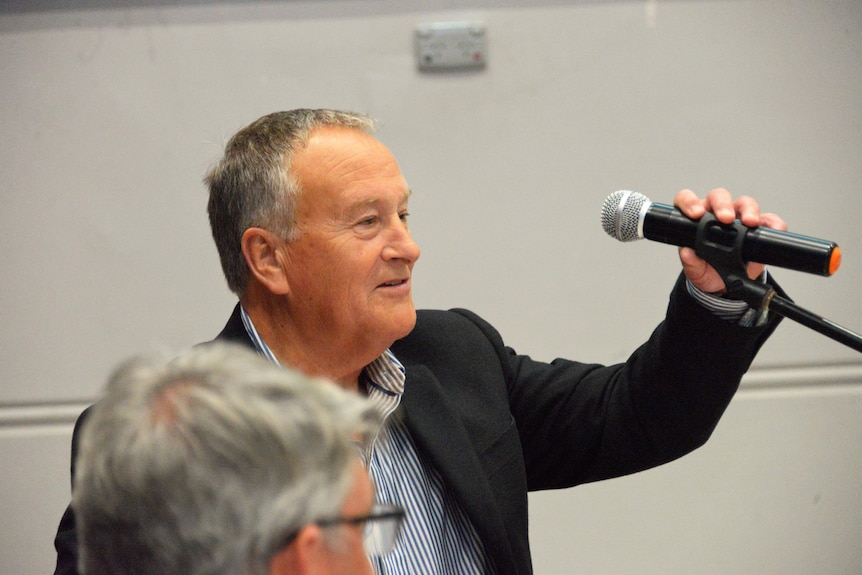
[693,213,775,311]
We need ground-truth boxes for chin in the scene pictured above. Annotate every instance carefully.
[391,308,417,341]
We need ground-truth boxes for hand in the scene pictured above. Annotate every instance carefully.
[674,188,787,294]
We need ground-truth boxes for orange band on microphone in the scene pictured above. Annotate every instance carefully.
[829,246,842,276]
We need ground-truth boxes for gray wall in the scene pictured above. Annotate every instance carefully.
[2,1,860,573]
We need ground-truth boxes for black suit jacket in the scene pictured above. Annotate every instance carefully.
[54,275,781,575]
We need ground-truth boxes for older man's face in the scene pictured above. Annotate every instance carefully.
[320,461,377,575]
[283,126,420,351]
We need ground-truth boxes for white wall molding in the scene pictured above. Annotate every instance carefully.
[1,363,860,428]
[0,402,90,428]
[742,362,862,390]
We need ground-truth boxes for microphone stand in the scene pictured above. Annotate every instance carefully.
[694,214,862,353]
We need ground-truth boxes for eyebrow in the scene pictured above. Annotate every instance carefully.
[342,189,412,218]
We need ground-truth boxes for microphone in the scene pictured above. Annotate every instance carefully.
[601,190,842,276]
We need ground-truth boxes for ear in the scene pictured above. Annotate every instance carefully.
[241,227,290,295]
[269,525,325,575]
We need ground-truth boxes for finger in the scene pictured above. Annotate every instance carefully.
[678,246,704,270]
[704,188,736,223]
[673,189,706,219]
[746,261,767,281]
[732,195,762,227]
[758,212,788,232]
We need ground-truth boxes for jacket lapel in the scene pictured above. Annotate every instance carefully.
[401,363,517,573]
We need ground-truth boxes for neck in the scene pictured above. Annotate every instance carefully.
[240,294,378,394]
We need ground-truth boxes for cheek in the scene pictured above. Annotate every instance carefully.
[289,247,345,291]
[347,538,373,572]
[290,240,381,303]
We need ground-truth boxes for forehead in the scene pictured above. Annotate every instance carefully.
[292,126,410,213]
[294,127,402,184]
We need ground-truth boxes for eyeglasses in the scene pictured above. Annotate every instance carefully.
[281,503,405,557]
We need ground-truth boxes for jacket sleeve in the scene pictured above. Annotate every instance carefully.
[456,273,783,491]
[52,406,92,575]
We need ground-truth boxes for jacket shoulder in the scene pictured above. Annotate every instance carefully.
[392,308,506,366]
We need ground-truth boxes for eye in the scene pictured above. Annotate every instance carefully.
[399,211,410,222]
[356,216,378,227]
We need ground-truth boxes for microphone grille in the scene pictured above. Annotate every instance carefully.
[601,190,649,242]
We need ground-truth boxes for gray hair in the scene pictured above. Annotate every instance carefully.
[204,109,376,296]
[73,343,380,575]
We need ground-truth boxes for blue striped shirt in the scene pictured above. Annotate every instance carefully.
[240,307,494,574]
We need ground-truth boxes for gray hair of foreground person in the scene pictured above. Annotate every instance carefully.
[72,343,381,575]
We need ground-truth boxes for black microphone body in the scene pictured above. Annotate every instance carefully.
[602,191,841,276]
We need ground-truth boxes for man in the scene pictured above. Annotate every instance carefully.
[72,343,404,575]
[55,109,786,575]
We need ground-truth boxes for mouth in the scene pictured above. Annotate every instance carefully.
[378,278,408,288]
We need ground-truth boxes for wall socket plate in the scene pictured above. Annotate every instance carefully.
[415,22,487,71]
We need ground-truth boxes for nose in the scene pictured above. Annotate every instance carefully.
[382,218,421,263]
